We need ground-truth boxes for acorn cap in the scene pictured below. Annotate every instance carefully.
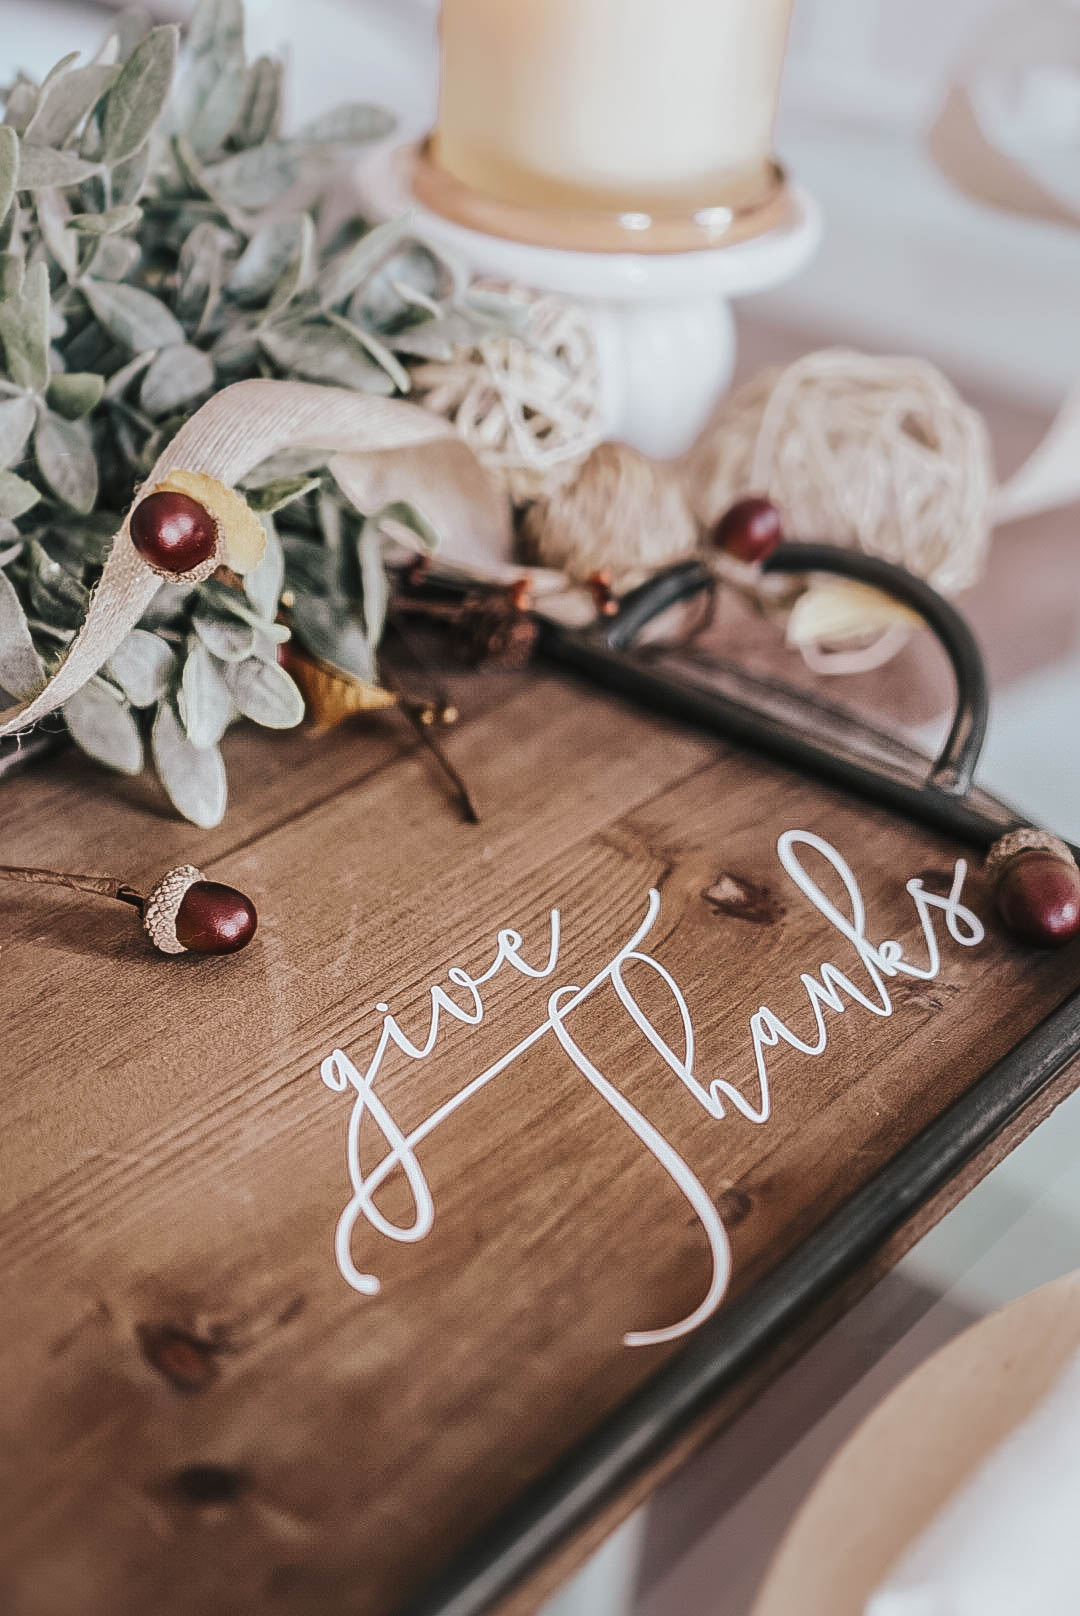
[985,828,1076,884]
[143,864,204,955]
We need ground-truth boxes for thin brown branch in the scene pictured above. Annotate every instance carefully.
[0,865,144,905]
[380,668,481,826]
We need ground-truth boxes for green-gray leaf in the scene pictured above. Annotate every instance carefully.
[40,52,81,91]
[0,397,35,468]
[28,539,88,624]
[101,25,178,163]
[327,313,410,392]
[139,342,214,417]
[106,628,175,708]
[223,654,303,729]
[192,604,254,662]
[24,64,117,149]
[0,127,17,225]
[290,594,375,682]
[64,677,143,775]
[86,234,141,282]
[242,447,330,488]
[82,277,184,350]
[203,142,304,210]
[107,10,151,62]
[3,81,39,137]
[0,567,44,699]
[259,320,394,394]
[295,103,395,146]
[198,578,289,639]
[245,474,321,515]
[266,213,315,315]
[358,519,390,645]
[371,318,457,362]
[229,213,306,305]
[0,469,40,519]
[110,144,150,206]
[173,0,246,159]
[68,203,141,235]
[368,499,441,554]
[187,0,244,60]
[178,638,233,747]
[35,187,79,276]
[17,145,100,191]
[0,253,23,299]
[34,411,98,513]
[0,260,50,390]
[47,371,105,420]
[316,216,411,309]
[175,220,229,329]
[233,55,282,149]
[152,697,227,827]
[243,520,283,618]
[102,348,153,401]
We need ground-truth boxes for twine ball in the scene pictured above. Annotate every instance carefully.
[521,441,699,590]
[688,349,995,595]
[411,284,604,505]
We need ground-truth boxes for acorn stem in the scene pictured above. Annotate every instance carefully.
[0,863,144,906]
[381,665,481,825]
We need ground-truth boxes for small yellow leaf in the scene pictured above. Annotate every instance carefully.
[786,581,924,648]
[156,469,267,575]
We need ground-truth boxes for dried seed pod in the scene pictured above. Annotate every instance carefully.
[283,643,398,731]
[986,829,1080,948]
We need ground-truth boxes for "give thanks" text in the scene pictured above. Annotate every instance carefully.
[320,831,984,1348]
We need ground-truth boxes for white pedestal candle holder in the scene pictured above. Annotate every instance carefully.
[359,144,822,460]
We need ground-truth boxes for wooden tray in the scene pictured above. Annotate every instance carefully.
[3,658,1080,1616]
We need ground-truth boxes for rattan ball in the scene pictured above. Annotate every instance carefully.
[688,348,995,595]
[411,285,604,505]
[520,441,700,590]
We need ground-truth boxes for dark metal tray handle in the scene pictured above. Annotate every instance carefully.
[602,544,989,799]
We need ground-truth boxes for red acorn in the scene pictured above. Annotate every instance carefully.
[174,880,258,955]
[143,866,257,955]
[712,496,784,564]
[986,830,1080,948]
[0,860,257,957]
[130,490,220,577]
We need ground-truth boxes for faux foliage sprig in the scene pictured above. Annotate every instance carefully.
[0,0,518,826]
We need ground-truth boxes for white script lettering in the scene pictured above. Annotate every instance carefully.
[320,832,984,1347]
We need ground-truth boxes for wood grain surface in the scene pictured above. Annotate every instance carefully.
[2,656,1079,1616]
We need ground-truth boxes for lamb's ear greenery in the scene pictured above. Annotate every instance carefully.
[0,0,520,823]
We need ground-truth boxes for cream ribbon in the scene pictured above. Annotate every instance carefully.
[0,377,520,737]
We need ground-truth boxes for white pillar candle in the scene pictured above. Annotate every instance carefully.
[434,0,795,215]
